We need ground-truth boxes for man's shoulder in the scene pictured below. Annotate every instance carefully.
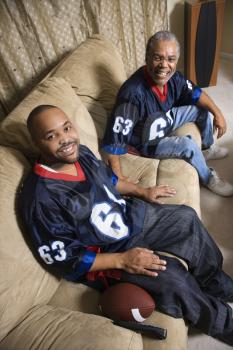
[168,71,188,92]
[79,144,100,165]
[19,169,44,212]
[79,144,93,157]
[118,67,147,98]
[170,71,185,83]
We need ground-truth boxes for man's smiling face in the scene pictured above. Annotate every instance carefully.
[32,107,79,166]
[146,39,179,88]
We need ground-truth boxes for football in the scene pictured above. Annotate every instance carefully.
[99,282,155,322]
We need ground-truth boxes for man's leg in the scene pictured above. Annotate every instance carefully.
[120,256,233,346]
[151,135,211,184]
[130,203,233,300]
[151,136,233,196]
[170,105,214,149]
[171,105,229,160]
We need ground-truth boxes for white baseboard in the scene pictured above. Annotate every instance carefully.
[220,52,233,60]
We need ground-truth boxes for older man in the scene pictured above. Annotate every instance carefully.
[102,31,233,197]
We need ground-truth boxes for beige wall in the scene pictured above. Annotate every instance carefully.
[167,0,233,70]
[167,0,185,70]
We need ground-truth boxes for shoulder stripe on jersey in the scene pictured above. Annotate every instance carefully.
[34,162,86,182]
[192,86,202,104]
[102,145,127,155]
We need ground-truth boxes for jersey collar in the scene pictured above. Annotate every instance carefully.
[143,66,168,103]
[34,161,86,182]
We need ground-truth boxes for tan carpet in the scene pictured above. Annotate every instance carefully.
[201,57,233,277]
[188,57,233,350]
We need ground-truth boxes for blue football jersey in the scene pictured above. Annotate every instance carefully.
[19,145,146,280]
[102,66,202,156]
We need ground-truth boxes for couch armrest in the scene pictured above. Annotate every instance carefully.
[0,304,143,350]
[173,123,201,148]
[143,311,188,350]
[120,153,159,187]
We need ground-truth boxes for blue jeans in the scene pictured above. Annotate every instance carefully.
[153,106,214,184]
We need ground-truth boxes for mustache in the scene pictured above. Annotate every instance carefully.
[57,140,78,152]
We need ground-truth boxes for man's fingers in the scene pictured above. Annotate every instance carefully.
[150,263,166,271]
[140,269,159,277]
[140,265,166,277]
[217,130,223,139]
[154,199,164,204]
[159,192,175,197]
[217,128,226,138]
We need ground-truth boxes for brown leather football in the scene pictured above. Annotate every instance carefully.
[99,282,155,322]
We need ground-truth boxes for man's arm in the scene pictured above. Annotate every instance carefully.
[90,247,167,277]
[105,153,126,180]
[197,90,226,138]
[116,178,176,204]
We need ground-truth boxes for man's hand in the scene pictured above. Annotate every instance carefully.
[213,112,227,138]
[197,90,227,139]
[143,185,176,204]
[119,247,167,277]
[116,180,176,203]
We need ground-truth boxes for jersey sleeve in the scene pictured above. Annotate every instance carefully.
[19,183,97,280]
[102,94,141,155]
[63,249,97,282]
[174,71,202,106]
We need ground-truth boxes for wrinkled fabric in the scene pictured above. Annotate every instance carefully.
[0,0,167,118]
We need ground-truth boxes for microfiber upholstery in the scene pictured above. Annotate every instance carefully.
[0,77,100,160]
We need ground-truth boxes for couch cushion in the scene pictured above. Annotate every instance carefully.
[0,77,99,160]
[143,311,188,350]
[157,158,200,216]
[119,153,160,187]
[173,123,202,148]
[52,35,127,140]
[49,280,101,315]
[159,123,201,216]
[119,123,201,216]
[79,96,109,140]
[49,279,188,350]
[0,146,59,342]
[0,304,143,350]
[53,34,127,113]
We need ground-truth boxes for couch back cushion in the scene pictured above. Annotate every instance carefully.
[0,77,100,160]
[52,34,127,140]
[0,146,60,341]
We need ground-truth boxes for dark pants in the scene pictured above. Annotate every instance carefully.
[120,204,233,343]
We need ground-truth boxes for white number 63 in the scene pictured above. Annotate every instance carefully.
[38,240,67,265]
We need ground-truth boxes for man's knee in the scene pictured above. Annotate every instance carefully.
[170,204,198,231]
[178,136,201,159]
[176,204,197,219]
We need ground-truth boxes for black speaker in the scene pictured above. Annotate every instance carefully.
[184,0,225,87]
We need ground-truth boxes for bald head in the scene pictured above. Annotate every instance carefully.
[27,104,57,137]
[26,105,79,165]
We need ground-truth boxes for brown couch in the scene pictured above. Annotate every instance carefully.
[0,35,203,350]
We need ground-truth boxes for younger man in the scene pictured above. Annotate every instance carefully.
[20,105,233,345]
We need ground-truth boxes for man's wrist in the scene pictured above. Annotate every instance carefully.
[135,185,147,200]
[112,252,125,269]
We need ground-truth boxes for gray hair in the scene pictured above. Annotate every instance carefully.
[145,31,180,60]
